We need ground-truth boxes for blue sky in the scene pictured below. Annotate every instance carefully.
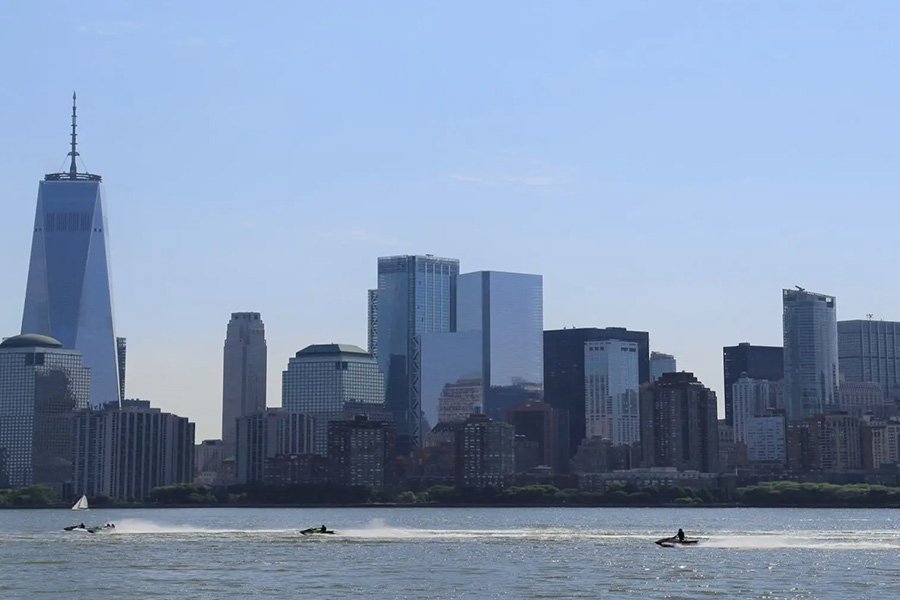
[1,2,899,440]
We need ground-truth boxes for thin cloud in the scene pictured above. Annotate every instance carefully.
[77,21,142,36]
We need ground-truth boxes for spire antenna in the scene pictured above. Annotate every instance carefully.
[68,91,79,178]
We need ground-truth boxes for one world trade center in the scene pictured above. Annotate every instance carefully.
[21,94,120,408]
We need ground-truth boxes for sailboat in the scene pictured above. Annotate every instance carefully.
[71,495,89,511]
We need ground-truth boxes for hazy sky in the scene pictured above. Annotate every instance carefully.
[1,2,898,440]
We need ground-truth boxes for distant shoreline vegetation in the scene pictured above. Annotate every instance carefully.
[4,481,900,509]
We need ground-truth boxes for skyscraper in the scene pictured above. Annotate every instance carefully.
[116,336,126,403]
[650,351,676,382]
[838,319,900,401]
[21,94,120,408]
[544,327,650,458]
[584,340,640,445]
[367,289,378,356]
[782,289,839,420]
[376,255,459,452]
[722,343,784,426]
[281,343,385,455]
[222,312,267,451]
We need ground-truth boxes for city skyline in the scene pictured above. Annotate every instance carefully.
[2,3,900,440]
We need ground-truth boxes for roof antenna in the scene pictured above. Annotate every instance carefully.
[68,91,78,178]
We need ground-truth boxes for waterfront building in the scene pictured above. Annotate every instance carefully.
[783,289,840,420]
[0,334,89,492]
[544,327,650,459]
[222,312,267,452]
[786,413,862,473]
[234,409,314,484]
[455,414,515,489]
[838,319,900,401]
[584,340,640,445]
[650,352,676,382]
[722,343,783,426]
[376,255,459,452]
[194,439,226,485]
[639,372,719,473]
[75,399,194,500]
[745,413,787,464]
[327,415,397,491]
[860,417,900,470]
[732,376,771,443]
[282,344,384,455]
[21,95,119,408]
[506,401,554,469]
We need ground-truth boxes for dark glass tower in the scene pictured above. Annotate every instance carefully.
[722,343,784,426]
[543,327,649,459]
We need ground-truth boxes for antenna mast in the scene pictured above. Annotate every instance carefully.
[68,91,79,178]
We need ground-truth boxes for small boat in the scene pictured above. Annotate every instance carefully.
[71,495,89,511]
[655,536,700,548]
[300,527,336,535]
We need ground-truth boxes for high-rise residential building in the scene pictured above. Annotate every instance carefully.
[544,327,650,459]
[783,289,840,420]
[860,417,900,470]
[722,343,784,426]
[745,413,786,464]
[0,334,89,492]
[282,344,385,455]
[194,439,226,485]
[21,95,119,409]
[787,413,861,473]
[328,415,397,491]
[455,414,515,489]
[75,399,195,500]
[376,254,459,452]
[639,372,719,473]
[650,352,677,382]
[234,409,314,484]
[116,337,126,403]
[456,270,543,401]
[584,340,640,445]
[367,289,378,356]
[436,377,483,424]
[838,319,900,401]
[732,376,771,443]
[222,312,267,451]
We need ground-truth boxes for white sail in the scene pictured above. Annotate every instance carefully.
[71,495,89,511]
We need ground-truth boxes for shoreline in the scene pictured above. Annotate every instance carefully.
[5,502,900,510]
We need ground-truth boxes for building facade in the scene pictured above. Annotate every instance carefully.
[650,352,677,382]
[455,414,515,489]
[367,289,378,356]
[544,327,650,459]
[116,337,126,403]
[783,289,839,420]
[639,372,719,473]
[194,439,226,485]
[838,381,884,417]
[722,343,783,426]
[437,378,483,424]
[222,312,267,452]
[419,331,482,429]
[584,340,640,445]
[787,413,862,473]
[745,414,787,464]
[376,255,459,452]
[838,319,900,401]
[506,401,555,470]
[327,415,397,491]
[282,344,384,455]
[21,96,119,409]
[0,334,89,492]
[234,409,315,484]
[732,376,771,443]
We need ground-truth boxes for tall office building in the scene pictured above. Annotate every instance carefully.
[783,289,839,420]
[544,327,650,458]
[457,270,543,392]
[639,372,719,473]
[838,319,900,401]
[650,352,677,382]
[367,289,378,355]
[584,340,640,445]
[0,334,90,491]
[376,255,459,451]
[21,94,120,409]
[731,376,771,443]
[282,344,384,455]
[116,336,126,402]
[222,312,267,451]
[722,343,783,426]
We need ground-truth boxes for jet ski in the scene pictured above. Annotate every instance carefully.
[300,527,335,535]
[64,523,115,534]
[655,536,699,548]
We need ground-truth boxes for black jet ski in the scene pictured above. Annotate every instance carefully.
[300,527,336,535]
[655,536,699,548]
[64,523,115,534]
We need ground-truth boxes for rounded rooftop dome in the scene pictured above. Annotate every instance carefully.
[0,333,64,349]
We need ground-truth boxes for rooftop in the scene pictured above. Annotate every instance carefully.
[0,333,64,349]
[295,343,370,358]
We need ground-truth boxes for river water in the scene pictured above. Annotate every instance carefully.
[1,507,898,598]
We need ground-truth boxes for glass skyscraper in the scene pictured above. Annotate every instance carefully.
[21,96,119,408]
[282,343,385,455]
[375,255,459,451]
[783,288,839,420]
[222,312,267,452]
[0,333,90,491]
[838,319,900,401]
[584,340,640,445]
